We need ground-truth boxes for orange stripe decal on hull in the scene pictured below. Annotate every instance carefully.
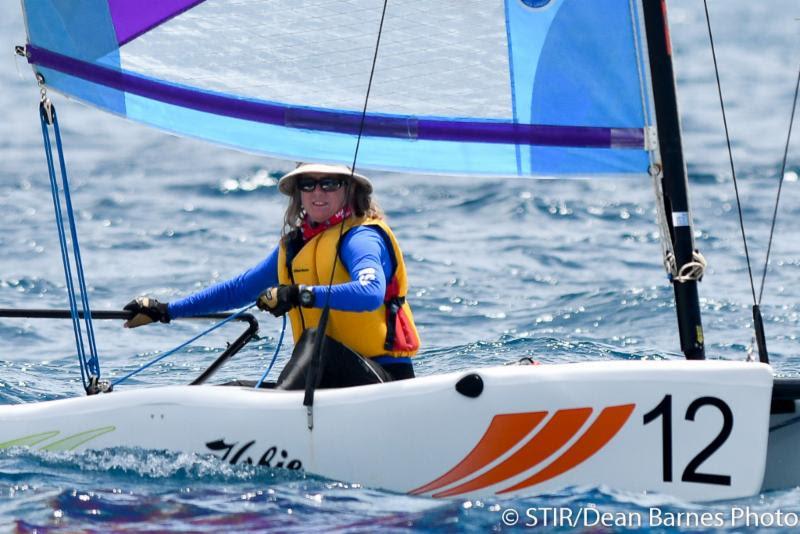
[409,411,547,495]
[497,403,635,495]
[432,407,592,498]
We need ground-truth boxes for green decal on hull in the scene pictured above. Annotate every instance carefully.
[40,426,116,452]
[0,431,60,449]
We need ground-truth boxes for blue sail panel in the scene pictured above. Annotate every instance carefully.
[126,94,647,177]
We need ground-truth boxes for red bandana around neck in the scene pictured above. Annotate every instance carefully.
[301,206,352,241]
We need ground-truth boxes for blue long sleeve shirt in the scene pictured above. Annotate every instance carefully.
[168,226,393,318]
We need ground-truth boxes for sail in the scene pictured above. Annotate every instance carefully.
[20,0,656,178]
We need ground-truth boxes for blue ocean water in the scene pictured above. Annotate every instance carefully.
[1,1,799,531]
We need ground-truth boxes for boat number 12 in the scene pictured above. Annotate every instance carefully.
[643,394,732,486]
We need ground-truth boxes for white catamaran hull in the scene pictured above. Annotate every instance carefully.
[0,360,776,501]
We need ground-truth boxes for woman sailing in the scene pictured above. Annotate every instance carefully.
[123,163,420,388]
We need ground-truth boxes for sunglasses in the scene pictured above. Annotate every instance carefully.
[297,177,347,193]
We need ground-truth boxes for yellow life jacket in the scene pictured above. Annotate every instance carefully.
[277,216,420,358]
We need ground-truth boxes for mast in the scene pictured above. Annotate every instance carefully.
[642,0,705,360]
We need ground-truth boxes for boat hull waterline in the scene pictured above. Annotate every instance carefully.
[0,360,775,501]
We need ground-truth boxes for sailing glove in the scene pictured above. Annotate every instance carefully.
[123,297,171,328]
[257,285,314,317]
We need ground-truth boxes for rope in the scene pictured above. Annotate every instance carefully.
[757,64,800,305]
[670,251,708,283]
[313,0,390,332]
[304,0,390,428]
[348,0,388,176]
[702,1,758,306]
[254,314,287,388]
[112,305,254,387]
[39,96,102,391]
[52,107,101,377]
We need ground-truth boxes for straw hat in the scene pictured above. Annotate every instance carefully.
[278,163,373,195]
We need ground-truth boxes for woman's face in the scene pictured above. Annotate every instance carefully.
[299,173,349,224]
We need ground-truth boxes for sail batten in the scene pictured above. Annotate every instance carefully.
[22,0,658,178]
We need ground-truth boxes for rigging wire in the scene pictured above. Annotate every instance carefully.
[112,305,254,387]
[701,0,758,306]
[303,0,390,428]
[757,64,800,305]
[702,3,800,364]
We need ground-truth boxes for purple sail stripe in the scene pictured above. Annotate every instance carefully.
[285,108,421,140]
[26,45,644,149]
[108,0,207,47]
[418,121,615,147]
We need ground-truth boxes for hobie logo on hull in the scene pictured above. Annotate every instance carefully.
[410,405,634,497]
[205,439,302,470]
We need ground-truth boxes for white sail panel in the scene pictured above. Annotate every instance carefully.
[121,0,513,118]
